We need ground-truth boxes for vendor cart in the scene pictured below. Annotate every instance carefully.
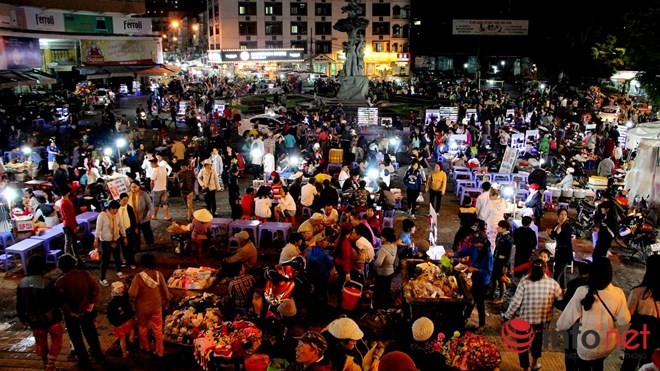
[401,258,473,334]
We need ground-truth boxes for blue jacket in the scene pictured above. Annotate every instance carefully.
[403,168,422,191]
[456,244,493,286]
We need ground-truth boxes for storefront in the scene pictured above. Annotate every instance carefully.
[207,49,305,79]
[336,50,410,81]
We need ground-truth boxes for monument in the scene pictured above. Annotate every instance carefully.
[333,0,370,101]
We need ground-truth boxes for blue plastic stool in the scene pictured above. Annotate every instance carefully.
[0,232,15,249]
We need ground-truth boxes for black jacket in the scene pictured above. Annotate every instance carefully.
[17,275,62,329]
[550,222,574,264]
[525,192,543,220]
[106,294,134,327]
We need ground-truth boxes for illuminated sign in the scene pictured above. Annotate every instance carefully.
[397,53,410,62]
[217,49,304,63]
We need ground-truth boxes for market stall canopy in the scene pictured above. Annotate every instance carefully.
[624,138,660,207]
[79,66,135,80]
[625,122,660,150]
[135,65,180,76]
[0,70,56,89]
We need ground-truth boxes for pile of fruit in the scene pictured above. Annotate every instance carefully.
[432,331,501,370]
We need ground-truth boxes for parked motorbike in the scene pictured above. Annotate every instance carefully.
[263,256,308,313]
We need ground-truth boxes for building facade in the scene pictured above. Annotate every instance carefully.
[206,0,411,80]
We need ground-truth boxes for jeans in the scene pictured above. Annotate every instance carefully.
[32,322,63,363]
[122,228,137,267]
[553,261,568,289]
[62,226,78,257]
[518,324,545,369]
[183,191,194,220]
[429,190,443,213]
[100,241,122,281]
[466,281,487,327]
[374,273,393,309]
[138,310,164,356]
[137,221,155,248]
[406,189,420,214]
[204,189,217,215]
[64,311,102,365]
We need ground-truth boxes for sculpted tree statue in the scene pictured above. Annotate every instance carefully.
[333,0,370,100]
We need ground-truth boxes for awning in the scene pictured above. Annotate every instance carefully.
[135,65,179,76]
[79,66,135,79]
[0,70,57,88]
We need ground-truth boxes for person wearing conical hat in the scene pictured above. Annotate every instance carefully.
[189,208,212,257]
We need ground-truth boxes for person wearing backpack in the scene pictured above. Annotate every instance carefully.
[17,255,63,371]
[426,163,447,213]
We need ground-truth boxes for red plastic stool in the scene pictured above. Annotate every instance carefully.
[240,215,252,220]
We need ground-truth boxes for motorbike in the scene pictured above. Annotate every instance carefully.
[263,256,308,315]
[573,199,598,239]
[614,195,658,260]
[549,153,588,187]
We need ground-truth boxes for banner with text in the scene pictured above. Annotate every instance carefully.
[81,38,160,65]
[18,7,65,32]
[0,36,42,70]
[113,17,153,36]
[452,19,529,36]
[64,14,113,34]
[219,49,304,63]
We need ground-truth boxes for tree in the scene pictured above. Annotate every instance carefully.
[622,0,660,104]
[590,35,627,77]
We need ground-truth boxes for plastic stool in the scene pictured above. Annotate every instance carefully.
[46,249,62,265]
[240,215,252,220]
[0,232,15,249]
[383,209,395,218]
[558,202,569,210]
[301,207,313,217]
[392,162,399,170]
[0,254,13,271]
[382,217,394,229]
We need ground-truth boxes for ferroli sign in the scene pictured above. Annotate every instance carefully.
[112,17,153,36]
[20,7,65,32]
[218,49,305,63]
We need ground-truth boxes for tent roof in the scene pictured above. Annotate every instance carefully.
[638,138,660,149]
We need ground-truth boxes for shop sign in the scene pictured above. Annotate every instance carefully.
[0,36,42,70]
[112,17,152,35]
[64,14,113,34]
[19,7,65,32]
[499,147,519,174]
[207,51,222,63]
[452,19,529,36]
[396,53,410,62]
[219,49,304,63]
[81,38,159,65]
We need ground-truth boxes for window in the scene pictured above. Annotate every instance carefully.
[401,6,410,19]
[315,3,331,16]
[402,24,410,38]
[209,26,213,36]
[372,22,390,36]
[315,22,332,35]
[392,5,400,19]
[392,24,401,38]
[291,22,308,35]
[290,2,307,16]
[291,41,307,53]
[315,41,331,54]
[265,41,283,48]
[238,2,257,16]
[239,22,257,35]
[372,3,390,17]
[265,3,282,16]
[372,42,389,52]
[214,5,219,17]
[391,42,398,52]
[265,22,283,35]
[240,41,258,49]
[215,24,219,35]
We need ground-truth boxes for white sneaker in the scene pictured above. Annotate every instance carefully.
[99,279,109,287]
[117,272,124,279]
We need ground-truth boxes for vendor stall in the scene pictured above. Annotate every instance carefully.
[402,258,472,334]
[624,138,660,207]
[167,267,218,290]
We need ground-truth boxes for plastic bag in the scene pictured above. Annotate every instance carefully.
[89,248,100,262]
[416,194,424,203]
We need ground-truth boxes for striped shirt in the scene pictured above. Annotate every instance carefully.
[505,275,563,324]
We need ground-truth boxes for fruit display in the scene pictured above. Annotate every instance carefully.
[193,320,262,370]
[164,293,224,345]
[167,267,217,290]
[432,331,501,370]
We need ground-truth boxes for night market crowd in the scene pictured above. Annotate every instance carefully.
[6,76,660,371]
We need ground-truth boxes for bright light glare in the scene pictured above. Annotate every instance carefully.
[367,168,379,179]
[540,158,546,165]
[449,141,458,150]
[21,146,32,155]
[116,138,127,148]
[103,147,113,156]
[502,186,514,197]
[290,156,299,166]
[251,149,262,158]
[3,187,18,200]
[389,137,399,145]
[539,84,546,90]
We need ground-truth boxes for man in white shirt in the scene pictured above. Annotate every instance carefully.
[150,158,171,221]
[279,232,305,264]
[338,164,350,189]
[274,186,297,222]
[141,153,155,191]
[263,152,275,178]
[250,134,265,179]
[321,203,339,227]
[94,200,127,286]
[476,181,492,221]
[300,178,318,208]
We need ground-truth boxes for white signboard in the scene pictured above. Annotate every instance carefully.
[525,130,540,142]
[106,177,130,200]
[511,133,526,149]
[499,147,519,174]
[425,109,440,124]
[466,108,477,120]
[439,106,459,122]
[20,7,65,32]
[452,19,529,36]
[112,17,153,35]
[506,109,515,117]
[358,107,378,126]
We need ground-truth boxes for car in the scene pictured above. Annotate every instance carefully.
[238,114,297,136]
[93,88,110,106]
[255,80,283,94]
[598,105,621,123]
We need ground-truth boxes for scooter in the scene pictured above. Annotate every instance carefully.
[263,256,307,313]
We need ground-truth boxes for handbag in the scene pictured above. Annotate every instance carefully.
[89,248,100,261]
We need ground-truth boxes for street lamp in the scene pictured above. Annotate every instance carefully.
[192,24,199,32]
[501,60,506,66]
[170,20,180,29]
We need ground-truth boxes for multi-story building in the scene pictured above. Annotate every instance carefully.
[206,0,411,80]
